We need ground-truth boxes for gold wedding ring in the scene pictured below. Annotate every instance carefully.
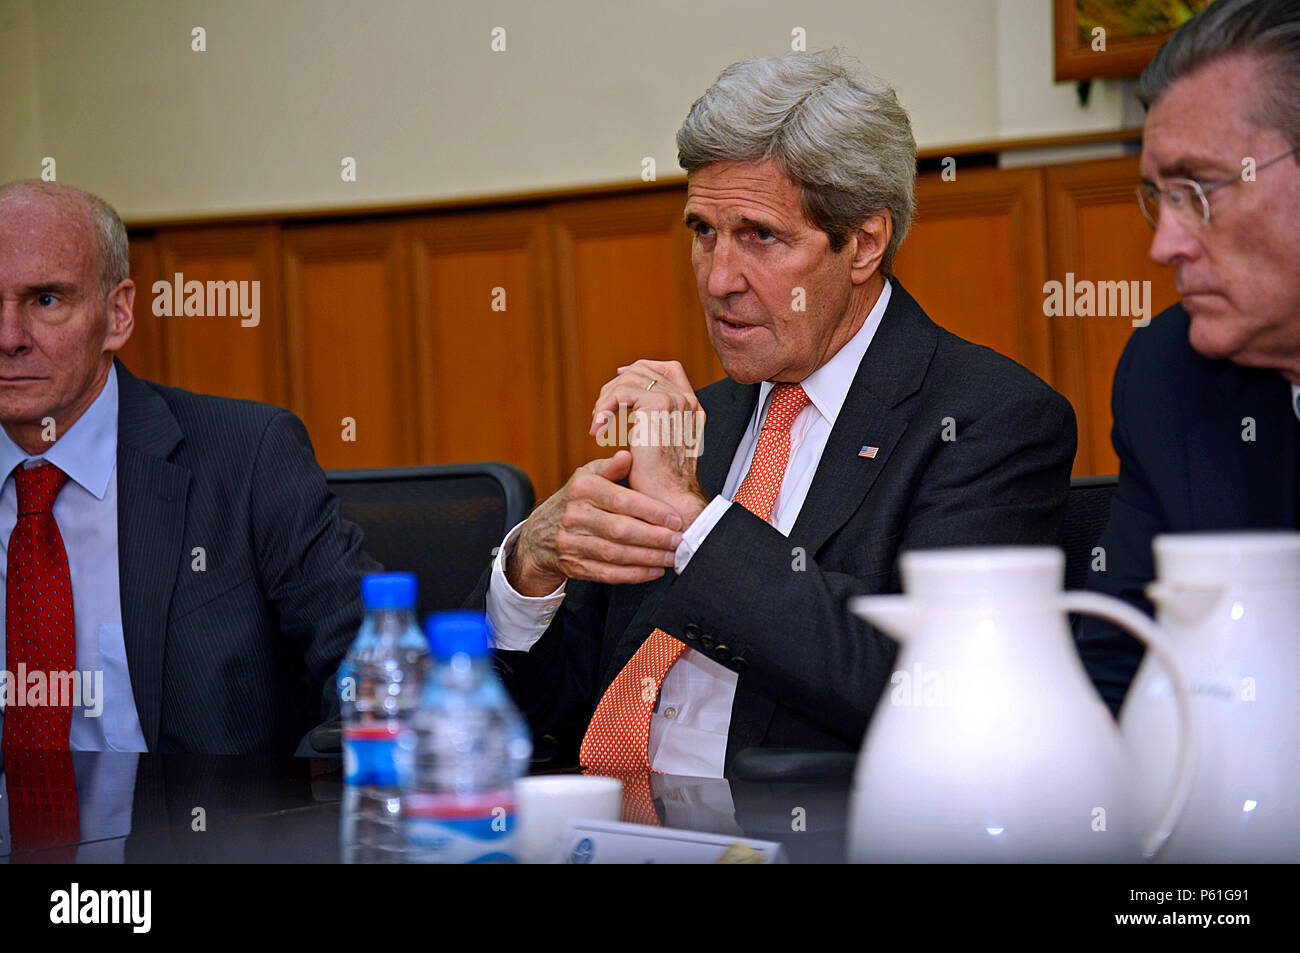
[646,378,658,391]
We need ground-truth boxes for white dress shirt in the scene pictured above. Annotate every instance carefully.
[488,281,893,778]
[0,364,147,752]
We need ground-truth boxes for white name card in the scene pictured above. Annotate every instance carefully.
[557,818,787,864]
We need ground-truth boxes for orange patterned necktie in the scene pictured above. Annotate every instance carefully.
[579,384,810,772]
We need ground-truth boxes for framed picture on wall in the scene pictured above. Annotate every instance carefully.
[1053,0,1212,81]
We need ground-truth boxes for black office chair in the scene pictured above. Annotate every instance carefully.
[304,463,534,756]
[325,462,535,619]
[1061,474,1118,591]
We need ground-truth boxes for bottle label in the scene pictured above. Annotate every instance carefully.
[403,790,517,863]
[342,723,402,787]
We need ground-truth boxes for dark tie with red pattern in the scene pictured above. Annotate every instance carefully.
[3,462,80,859]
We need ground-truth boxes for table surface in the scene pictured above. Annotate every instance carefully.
[0,752,851,863]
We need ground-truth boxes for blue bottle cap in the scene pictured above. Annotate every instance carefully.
[424,611,491,660]
[361,572,418,610]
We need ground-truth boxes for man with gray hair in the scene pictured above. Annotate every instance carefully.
[0,180,376,762]
[1078,0,1300,713]
[481,50,1076,787]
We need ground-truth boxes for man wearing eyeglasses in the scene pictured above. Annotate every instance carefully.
[1078,0,1300,714]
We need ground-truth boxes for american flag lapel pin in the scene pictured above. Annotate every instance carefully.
[858,445,878,459]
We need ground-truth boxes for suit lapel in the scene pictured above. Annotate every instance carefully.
[688,281,939,557]
[697,379,759,498]
[114,360,191,751]
[734,283,930,759]
[790,282,934,553]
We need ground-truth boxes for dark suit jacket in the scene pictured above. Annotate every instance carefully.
[115,360,379,754]
[1076,304,1299,714]
[482,283,1077,775]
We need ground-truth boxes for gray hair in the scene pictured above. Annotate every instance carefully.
[0,179,130,299]
[676,50,916,274]
[89,193,130,299]
[1137,0,1300,152]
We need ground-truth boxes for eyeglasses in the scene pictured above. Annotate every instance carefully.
[1136,145,1300,229]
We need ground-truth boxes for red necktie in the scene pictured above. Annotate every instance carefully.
[580,384,810,772]
[3,463,80,858]
[4,462,76,751]
[5,749,81,861]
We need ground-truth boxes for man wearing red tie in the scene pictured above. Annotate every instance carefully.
[480,51,1077,787]
[0,180,375,856]
[0,180,374,778]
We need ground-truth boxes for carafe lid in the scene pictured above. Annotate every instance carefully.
[899,547,1064,602]
[1154,532,1300,587]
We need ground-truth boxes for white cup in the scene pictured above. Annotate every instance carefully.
[514,775,623,864]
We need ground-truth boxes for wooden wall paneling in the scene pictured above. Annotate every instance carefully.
[408,208,564,499]
[121,232,166,383]
[1045,156,1180,476]
[893,165,1054,386]
[282,220,418,469]
[549,188,720,480]
[117,151,1178,484]
[154,224,288,405]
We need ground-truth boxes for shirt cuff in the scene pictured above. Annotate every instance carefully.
[487,520,567,652]
[674,497,732,575]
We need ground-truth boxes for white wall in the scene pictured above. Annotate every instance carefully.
[1,0,1136,221]
[0,0,40,186]
[996,0,1128,138]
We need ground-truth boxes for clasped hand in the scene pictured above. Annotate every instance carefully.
[507,360,709,596]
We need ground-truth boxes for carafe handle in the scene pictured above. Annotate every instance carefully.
[1060,591,1196,860]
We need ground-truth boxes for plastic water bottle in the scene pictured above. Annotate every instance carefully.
[339,572,429,863]
[401,611,532,863]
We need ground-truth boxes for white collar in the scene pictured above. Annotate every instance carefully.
[0,363,118,499]
[756,279,892,429]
